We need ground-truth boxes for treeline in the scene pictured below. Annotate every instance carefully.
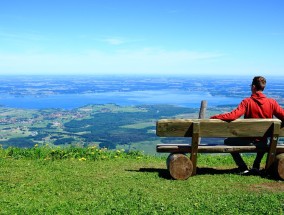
[63,105,195,149]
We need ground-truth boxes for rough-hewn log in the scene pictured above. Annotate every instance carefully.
[156,119,283,138]
[166,153,193,180]
[190,122,200,175]
[157,144,284,154]
[269,153,284,180]
[191,100,207,175]
[198,100,207,119]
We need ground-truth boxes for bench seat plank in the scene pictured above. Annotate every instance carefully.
[156,119,283,138]
[156,144,284,154]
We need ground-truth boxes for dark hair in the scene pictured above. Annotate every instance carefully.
[252,76,266,91]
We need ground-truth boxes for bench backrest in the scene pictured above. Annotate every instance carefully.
[156,119,284,138]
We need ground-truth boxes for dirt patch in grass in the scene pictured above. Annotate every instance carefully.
[249,182,284,192]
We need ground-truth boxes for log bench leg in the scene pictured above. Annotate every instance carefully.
[268,153,284,180]
[166,153,193,180]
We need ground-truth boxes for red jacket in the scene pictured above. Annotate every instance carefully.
[210,92,284,121]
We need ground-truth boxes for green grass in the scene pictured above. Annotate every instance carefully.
[120,122,155,129]
[0,146,284,214]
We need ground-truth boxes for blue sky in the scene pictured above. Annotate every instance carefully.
[0,0,284,76]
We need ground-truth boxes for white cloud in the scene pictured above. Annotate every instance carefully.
[0,32,45,42]
[100,36,144,46]
[102,37,125,45]
[0,48,226,75]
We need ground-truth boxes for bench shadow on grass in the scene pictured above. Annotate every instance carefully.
[126,168,172,179]
[196,167,241,175]
[129,167,243,180]
[137,168,172,179]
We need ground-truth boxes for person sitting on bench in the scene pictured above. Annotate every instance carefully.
[210,76,284,174]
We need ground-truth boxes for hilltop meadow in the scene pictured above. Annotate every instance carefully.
[1,76,284,214]
[0,146,283,214]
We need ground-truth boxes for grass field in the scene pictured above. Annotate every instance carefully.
[0,146,284,214]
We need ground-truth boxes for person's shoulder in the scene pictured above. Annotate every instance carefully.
[243,97,251,101]
[235,97,251,107]
[241,97,252,103]
[262,97,280,106]
[267,97,278,104]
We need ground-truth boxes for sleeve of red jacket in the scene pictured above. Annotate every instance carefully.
[272,99,284,121]
[210,100,247,121]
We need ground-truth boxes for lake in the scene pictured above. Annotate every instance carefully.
[0,90,242,109]
[1,75,284,109]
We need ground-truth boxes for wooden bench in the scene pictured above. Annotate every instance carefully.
[156,118,284,180]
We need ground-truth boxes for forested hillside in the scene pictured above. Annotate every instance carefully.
[0,104,203,153]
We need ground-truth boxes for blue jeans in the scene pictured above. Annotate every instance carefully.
[224,137,268,170]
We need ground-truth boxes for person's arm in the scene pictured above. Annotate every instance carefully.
[210,100,247,121]
[272,99,284,121]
